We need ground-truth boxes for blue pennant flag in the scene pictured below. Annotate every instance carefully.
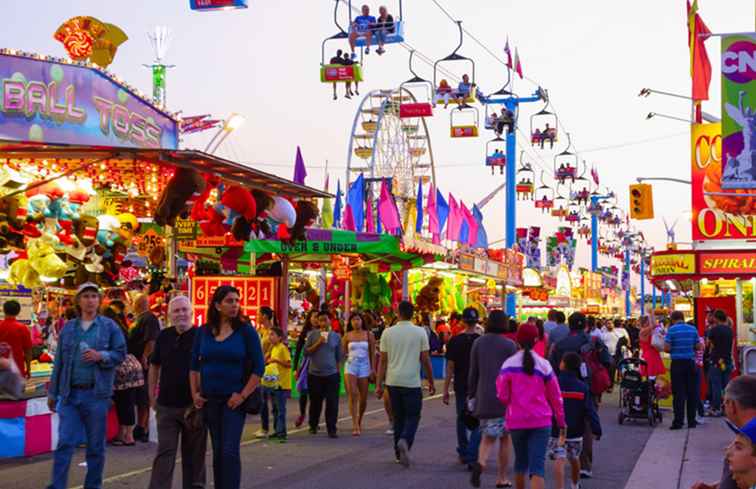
[334,179,343,227]
[415,180,424,233]
[347,174,365,232]
[436,189,449,235]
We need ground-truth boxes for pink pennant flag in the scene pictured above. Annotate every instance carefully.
[365,194,375,233]
[514,48,523,79]
[342,204,356,231]
[427,183,439,234]
[461,202,478,246]
[378,179,402,232]
[446,194,461,241]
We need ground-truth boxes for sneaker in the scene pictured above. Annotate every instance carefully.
[696,416,706,425]
[295,415,305,428]
[669,424,684,430]
[365,47,370,55]
[396,439,410,468]
[137,432,150,443]
[278,436,287,444]
[579,469,592,479]
[350,52,357,60]
[385,429,394,435]
[308,427,318,435]
[255,429,268,438]
[377,48,385,55]
[328,432,338,439]
[470,461,482,487]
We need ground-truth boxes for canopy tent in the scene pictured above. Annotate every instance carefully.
[0,142,331,199]
[239,228,442,273]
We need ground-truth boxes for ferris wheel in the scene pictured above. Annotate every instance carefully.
[346,88,436,199]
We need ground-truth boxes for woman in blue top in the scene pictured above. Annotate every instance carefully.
[190,285,264,489]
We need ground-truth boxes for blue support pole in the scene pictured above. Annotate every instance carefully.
[652,284,657,311]
[640,256,646,316]
[494,93,540,318]
[625,247,631,319]
[591,196,599,272]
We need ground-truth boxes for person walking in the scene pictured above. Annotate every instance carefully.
[0,300,32,379]
[376,301,436,468]
[305,311,343,437]
[497,322,565,489]
[664,310,703,430]
[46,283,126,489]
[468,310,518,488]
[292,310,316,428]
[343,312,375,436]
[691,375,756,489]
[706,309,734,416]
[148,296,207,489]
[262,327,291,441]
[639,316,666,378]
[443,307,482,467]
[105,305,143,446]
[190,285,264,489]
[128,294,161,443]
[549,352,602,489]
[254,306,277,438]
[546,311,569,360]
[550,312,611,479]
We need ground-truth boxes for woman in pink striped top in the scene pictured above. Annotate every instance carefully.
[496,323,566,489]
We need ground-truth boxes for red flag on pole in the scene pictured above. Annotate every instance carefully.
[504,38,513,69]
[514,48,523,79]
[687,0,712,101]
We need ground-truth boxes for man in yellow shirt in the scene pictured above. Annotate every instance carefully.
[262,328,291,442]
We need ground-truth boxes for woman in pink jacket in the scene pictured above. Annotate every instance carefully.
[497,323,566,489]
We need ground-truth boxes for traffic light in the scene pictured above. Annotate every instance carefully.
[629,183,654,220]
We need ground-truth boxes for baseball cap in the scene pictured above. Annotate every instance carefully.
[516,322,539,346]
[462,307,479,324]
[726,418,756,445]
[75,282,101,297]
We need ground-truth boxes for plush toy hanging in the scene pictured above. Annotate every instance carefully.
[154,168,207,227]
[287,200,320,243]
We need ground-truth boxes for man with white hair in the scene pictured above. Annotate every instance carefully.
[148,295,207,489]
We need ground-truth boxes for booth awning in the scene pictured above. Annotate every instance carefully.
[0,141,331,199]
[650,249,756,283]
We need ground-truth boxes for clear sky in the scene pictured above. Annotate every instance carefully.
[2,0,753,274]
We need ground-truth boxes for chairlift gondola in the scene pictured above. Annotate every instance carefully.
[530,88,558,149]
[348,0,405,48]
[534,172,555,212]
[485,136,506,174]
[321,1,364,88]
[399,50,433,118]
[450,104,479,138]
[434,21,477,108]
[554,133,578,184]
[516,156,536,200]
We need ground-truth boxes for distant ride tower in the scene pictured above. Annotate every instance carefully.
[145,26,174,109]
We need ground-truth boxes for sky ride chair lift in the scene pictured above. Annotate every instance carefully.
[399,50,434,119]
[433,20,477,108]
[530,87,558,149]
[485,136,507,174]
[321,1,364,88]
[348,0,405,49]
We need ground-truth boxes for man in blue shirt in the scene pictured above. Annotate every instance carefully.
[47,282,126,489]
[664,311,702,430]
[349,4,376,57]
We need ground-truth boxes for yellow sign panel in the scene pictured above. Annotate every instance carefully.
[650,253,696,276]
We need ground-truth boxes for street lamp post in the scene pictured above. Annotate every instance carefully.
[205,113,246,154]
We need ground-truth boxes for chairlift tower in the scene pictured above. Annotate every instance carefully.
[144,26,175,109]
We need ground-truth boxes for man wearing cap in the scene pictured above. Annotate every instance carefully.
[691,375,756,489]
[725,417,756,489]
[47,282,126,489]
[443,307,482,467]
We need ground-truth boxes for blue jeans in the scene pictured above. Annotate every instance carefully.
[204,397,246,489]
[509,427,551,478]
[388,386,423,456]
[261,388,288,436]
[454,392,481,463]
[708,361,733,411]
[47,388,111,489]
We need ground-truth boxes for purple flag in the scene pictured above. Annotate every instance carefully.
[293,146,307,185]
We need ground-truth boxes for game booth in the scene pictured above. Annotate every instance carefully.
[0,49,328,457]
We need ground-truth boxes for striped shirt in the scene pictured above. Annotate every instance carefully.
[665,322,699,360]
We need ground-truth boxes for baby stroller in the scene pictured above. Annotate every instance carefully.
[617,358,662,426]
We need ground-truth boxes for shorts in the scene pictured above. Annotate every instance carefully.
[547,437,583,460]
[480,417,508,438]
[345,358,371,378]
[509,427,551,478]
